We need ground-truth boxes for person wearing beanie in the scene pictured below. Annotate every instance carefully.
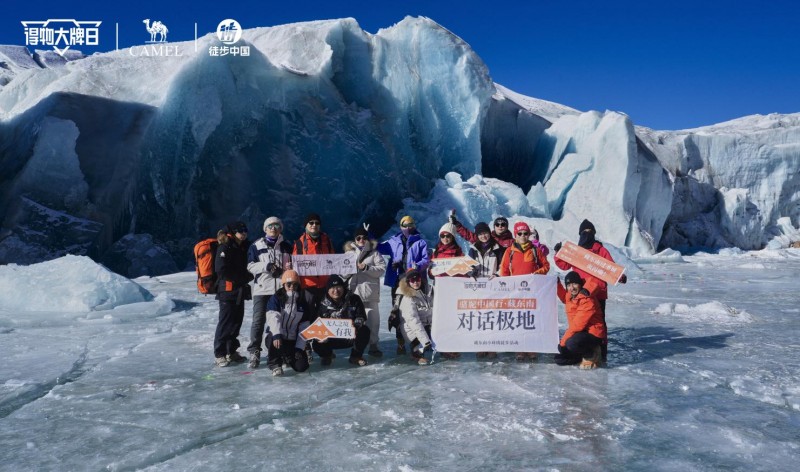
[244,216,294,368]
[344,223,387,357]
[213,221,254,367]
[553,271,606,369]
[378,215,430,355]
[430,222,464,360]
[395,269,434,365]
[449,211,514,248]
[462,221,507,360]
[499,221,550,362]
[553,218,627,362]
[263,270,314,376]
[292,213,335,299]
[313,275,371,367]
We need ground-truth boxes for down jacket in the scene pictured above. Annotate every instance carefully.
[396,275,434,346]
[468,240,506,278]
[377,231,429,288]
[499,243,550,276]
[344,239,386,305]
[247,235,293,297]
[266,287,315,347]
[556,280,607,346]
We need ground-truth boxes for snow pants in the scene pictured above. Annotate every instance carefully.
[555,332,602,365]
[363,299,381,345]
[311,325,371,359]
[214,299,245,358]
[266,338,309,372]
[247,295,271,354]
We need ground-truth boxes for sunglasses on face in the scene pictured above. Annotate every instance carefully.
[440,234,453,239]
[236,229,248,234]
[307,221,321,226]
[408,276,422,283]
[355,236,367,241]
[495,223,507,227]
[266,224,281,230]
[284,282,300,289]
[401,223,415,228]
[517,232,530,236]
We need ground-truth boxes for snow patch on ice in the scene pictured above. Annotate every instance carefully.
[652,301,753,324]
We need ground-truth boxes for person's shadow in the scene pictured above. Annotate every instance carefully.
[608,326,733,366]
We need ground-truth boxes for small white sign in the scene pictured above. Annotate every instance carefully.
[292,253,358,276]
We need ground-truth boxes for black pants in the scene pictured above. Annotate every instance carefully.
[391,285,404,344]
[247,295,271,354]
[266,338,309,372]
[214,299,245,358]
[555,332,602,365]
[312,325,371,359]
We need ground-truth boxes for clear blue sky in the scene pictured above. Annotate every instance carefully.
[3,0,798,130]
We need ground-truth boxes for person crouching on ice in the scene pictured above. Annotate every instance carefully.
[313,275,370,367]
[264,270,313,376]
[554,271,606,370]
[396,269,434,366]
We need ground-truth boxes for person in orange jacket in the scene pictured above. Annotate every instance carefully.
[499,221,549,362]
[553,219,626,361]
[292,213,335,301]
[554,271,606,369]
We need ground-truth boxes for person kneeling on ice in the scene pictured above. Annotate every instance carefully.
[313,275,371,367]
[396,269,434,366]
[264,270,314,376]
[554,271,606,369]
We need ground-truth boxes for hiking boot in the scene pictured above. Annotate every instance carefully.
[215,356,230,367]
[412,351,428,366]
[248,351,261,369]
[349,356,368,367]
[579,345,602,370]
[271,366,284,377]
[227,351,246,364]
[320,356,333,366]
[368,344,383,357]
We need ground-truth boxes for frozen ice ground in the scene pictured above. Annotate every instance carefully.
[1,251,799,471]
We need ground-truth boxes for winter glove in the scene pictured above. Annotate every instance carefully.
[267,263,284,279]
[392,261,403,271]
[449,214,458,225]
[387,306,401,332]
[554,242,562,254]
[353,317,365,329]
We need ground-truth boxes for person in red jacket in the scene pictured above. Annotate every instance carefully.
[430,222,464,359]
[554,271,606,369]
[499,221,549,362]
[451,214,514,249]
[553,219,626,361]
[292,213,335,301]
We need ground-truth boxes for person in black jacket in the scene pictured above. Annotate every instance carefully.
[214,221,254,367]
[313,275,370,367]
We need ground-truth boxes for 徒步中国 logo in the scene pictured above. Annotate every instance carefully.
[21,19,102,57]
[209,19,250,57]
[216,19,242,44]
[129,19,182,56]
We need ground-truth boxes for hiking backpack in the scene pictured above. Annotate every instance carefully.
[194,238,219,294]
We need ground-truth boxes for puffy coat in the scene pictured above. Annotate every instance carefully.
[315,290,367,326]
[397,275,433,346]
[292,232,335,290]
[557,280,607,345]
[215,235,253,301]
[499,243,549,276]
[468,241,506,278]
[344,239,386,304]
[377,231,429,287]
[247,235,293,296]
[555,241,614,300]
[455,222,514,248]
[266,287,314,346]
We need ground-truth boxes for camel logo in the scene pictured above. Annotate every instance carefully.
[216,19,242,44]
[143,19,168,42]
[21,19,102,56]
[493,280,514,292]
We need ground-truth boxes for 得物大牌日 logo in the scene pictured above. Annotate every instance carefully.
[209,19,249,57]
[21,19,102,56]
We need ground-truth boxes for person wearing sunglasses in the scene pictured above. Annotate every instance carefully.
[499,221,550,362]
[344,224,387,357]
[450,212,514,249]
[213,221,254,367]
[244,216,294,369]
[395,269,433,366]
[263,270,314,376]
[292,213,335,300]
[465,222,506,360]
[377,215,430,355]
[430,222,464,359]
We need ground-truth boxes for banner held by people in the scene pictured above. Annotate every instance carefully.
[555,241,626,286]
[301,318,356,342]
[292,253,357,276]
[431,274,559,353]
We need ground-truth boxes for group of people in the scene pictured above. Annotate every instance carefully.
[210,212,626,376]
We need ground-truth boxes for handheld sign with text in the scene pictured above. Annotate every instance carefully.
[431,274,560,353]
[292,253,357,277]
[555,241,625,286]
[429,256,479,277]
[300,318,356,342]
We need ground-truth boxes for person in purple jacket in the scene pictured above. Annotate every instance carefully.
[377,215,430,354]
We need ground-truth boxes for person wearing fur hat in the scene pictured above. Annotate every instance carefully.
[378,215,430,355]
[344,224,387,357]
[292,213,336,300]
[313,275,371,367]
[245,216,294,368]
[450,212,515,249]
[553,219,627,362]
[464,222,506,359]
[395,269,434,365]
[499,221,549,362]
[430,222,464,359]
[213,221,254,367]
[264,270,314,376]
[554,271,606,369]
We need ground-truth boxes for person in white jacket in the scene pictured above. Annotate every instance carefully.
[264,270,314,376]
[344,225,387,357]
[396,269,434,365]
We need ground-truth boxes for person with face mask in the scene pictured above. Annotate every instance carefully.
[264,270,313,376]
[553,271,606,369]
[553,219,627,363]
[246,216,293,369]
[344,224,387,357]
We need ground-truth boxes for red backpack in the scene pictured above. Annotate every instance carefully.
[194,238,219,294]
